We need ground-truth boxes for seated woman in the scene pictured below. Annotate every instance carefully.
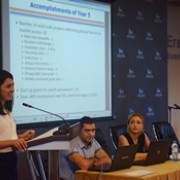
[118,113,150,161]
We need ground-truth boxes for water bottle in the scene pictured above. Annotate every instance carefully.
[171,140,178,161]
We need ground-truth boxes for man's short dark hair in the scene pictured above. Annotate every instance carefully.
[80,116,94,129]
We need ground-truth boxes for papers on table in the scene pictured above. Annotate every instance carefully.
[123,170,156,177]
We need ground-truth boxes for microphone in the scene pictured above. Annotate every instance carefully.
[174,104,180,109]
[168,106,176,110]
[22,103,70,135]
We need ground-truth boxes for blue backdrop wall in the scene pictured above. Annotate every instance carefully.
[95,0,167,154]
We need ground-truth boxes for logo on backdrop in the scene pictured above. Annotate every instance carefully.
[127,68,136,78]
[154,51,162,60]
[145,31,154,41]
[118,88,126,98]
[155,88,162,97]
[146,106,155,116]
[145,69,154,79]
[137,88,146,98]
[154,13,162,23]
[129,108,135,114]
[117,7,125,18]
[126,28,135,39]
[136,49,145,60]
[136,10,144,21]
[117,48,126,58]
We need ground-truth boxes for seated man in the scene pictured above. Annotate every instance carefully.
[59,116,112,180]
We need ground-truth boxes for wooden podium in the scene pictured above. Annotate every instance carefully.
[27,122,80,180]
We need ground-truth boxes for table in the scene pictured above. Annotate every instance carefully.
[75,160,180,180]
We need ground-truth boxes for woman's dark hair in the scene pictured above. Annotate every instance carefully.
[0,70,14,114]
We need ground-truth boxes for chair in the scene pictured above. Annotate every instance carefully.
[108,124,127,149]
[95,128,110,155]
[152,121,179,147]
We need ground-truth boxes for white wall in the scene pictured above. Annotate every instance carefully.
[168,5,180,139]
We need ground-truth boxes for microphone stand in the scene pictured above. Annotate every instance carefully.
[168,106,174,124]
[168,104,180,124]
[22,103,70,135]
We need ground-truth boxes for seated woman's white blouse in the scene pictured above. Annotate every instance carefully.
[0,113,18,153]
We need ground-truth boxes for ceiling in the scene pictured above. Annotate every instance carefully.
[168,0,180,6]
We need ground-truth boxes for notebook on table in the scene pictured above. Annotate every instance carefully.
[133,139,172,166]
[90,144,138,172]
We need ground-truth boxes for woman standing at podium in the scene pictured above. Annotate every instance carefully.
[0,70,35,180]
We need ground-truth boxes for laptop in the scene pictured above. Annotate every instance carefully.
[133,139,172,166]
[90,144,138,172]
